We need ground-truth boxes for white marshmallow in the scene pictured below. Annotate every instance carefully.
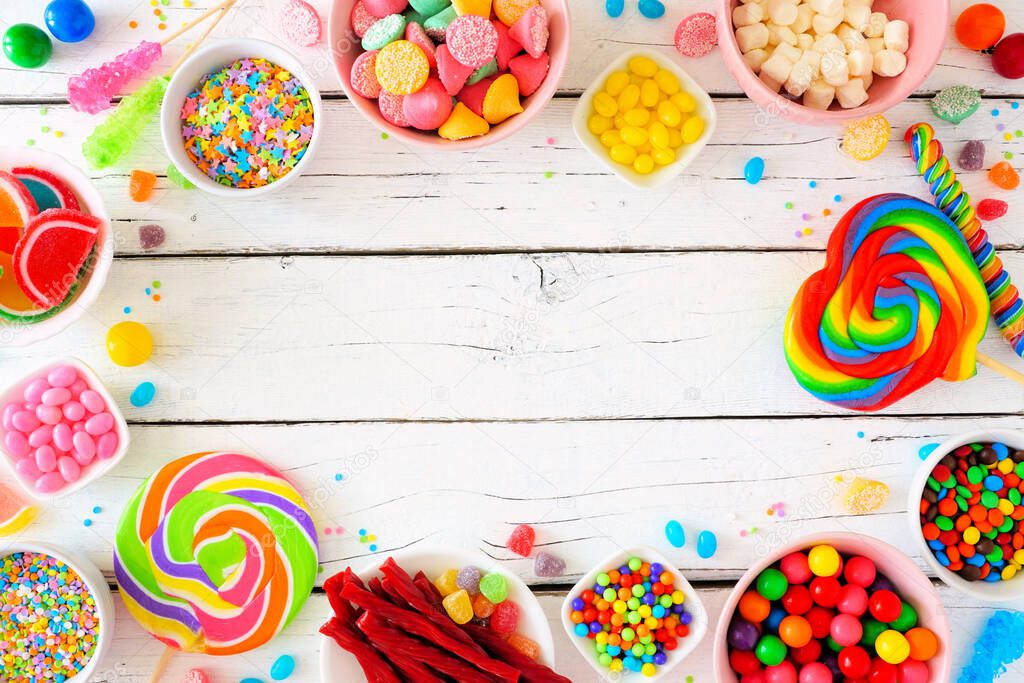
[843,2,872,32]
[847,47,872,77]
[860,66,873,89]
[810,0,842,15]
[813,33,844,55]
[836,24,866,51]
[785,55,818,96]
[742,48,770,72]
[864,11,887,37]
[760,70,784,92]
[812,11,844,34]
[872,48,907,77]
[821,50,850,86]
[733,3,764,27]
[766,22,798,46]
[772,42,803,63]
[836,77,869,108]
[761,53,796,84]
[883,19,909,52]
[866,36,884,53]
[736,23,771,52]
[768,0,799,25]
[803,79,836,109]
[797,33,814,50]
[791,3,814,33]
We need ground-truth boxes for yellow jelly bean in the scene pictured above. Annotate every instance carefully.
[628,55,658,78]
[620,125,648,147]
[1003,565,1018,581]
[682,115,705,144]
[610,143,637,165]
[671,92,696,113]
[629,74,644,86]
[636,142,652,154]
[618,84,640,111]
[668,129,683,148]
[604,71,630,96]
[657,101,682,128]
[614,115,626,129]
[654,70,680,95]
[640,79,660,108]
[652,148,676,165]
[593,92,618,118]
[648,121,669,149]
[588,114,613,135]
[600,130,622,148]
[624,107,651,127]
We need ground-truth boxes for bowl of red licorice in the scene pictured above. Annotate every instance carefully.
[329,0,570,149]
[318,545,565,681]
[909,429,1024,603]
[713,532,951,683]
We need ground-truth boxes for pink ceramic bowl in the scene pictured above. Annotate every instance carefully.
[328,0,570,149]
[717,0,949,125]
[713,532,952,682]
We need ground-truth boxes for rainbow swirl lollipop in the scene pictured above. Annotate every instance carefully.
[784,194,990,411]
[114,452,318,655]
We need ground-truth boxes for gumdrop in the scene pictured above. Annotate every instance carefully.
[456,565,482,594]
[434,568,460,596]
[989,161,1020,189]
[490,599,519,633]
[507,633,541,660]
[479,572,508,603]
[472,592,496,619]
[138,224,165,251]
[442,589,474,624]
[978,198,1009,221]
[507,523,535,557]
[128,169,157,201]
[183,670,211,683]
[993,33,1024,79]
[959,140,986,172]
[534,550,565,577]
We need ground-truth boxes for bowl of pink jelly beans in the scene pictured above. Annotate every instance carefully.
[0,358,129,499]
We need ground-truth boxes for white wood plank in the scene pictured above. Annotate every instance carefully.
[3,98,1023,254]
[3,253,1024,420]
[1,0,1021,99]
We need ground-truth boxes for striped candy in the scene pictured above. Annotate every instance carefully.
[113,452,319,654]
[906,123,1024,357]
[784,194,990,411]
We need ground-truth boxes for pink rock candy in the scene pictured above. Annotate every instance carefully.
[68,41,163,114]
[280,0,323,48]
[508,6,548,59]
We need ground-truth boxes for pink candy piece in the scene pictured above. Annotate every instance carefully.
[437,44,476,96]
[508,5,548,60]
[80,390,105,414]
[57,456,81,483]
[2,404,16,431]
[508,52,549,97]
[36,405,62,426]
[457,76,495,117]
[85,412,114,436]
[493,20,523,71]
[446,15,500,68]
[41,387,71,406]
[70,379,87,396]
[35,472,66,494]
[73,431,96,461]
[68,41,163,114]
[35,445,57,473]
[73,422,85,433]
[5,431,30,458]
[406,22,437,68]
[53,423,73,452]
[281,0,323,47]
[378,91,411,127]
[28,425,53,448]
[23,378,48,404]
[97,432,119,460]
[350,1,377,38]
[351,51,383,98]
[63,401,85,422]
[674,12,718,58]
[15,457,42,480]
[183,669,212,683]
[363,0,408,18]
[403,77,454,130]
[47,365,78,388]
[12,410,40,433]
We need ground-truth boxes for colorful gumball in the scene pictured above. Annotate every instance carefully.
[838,645,872,678]
[741,673,767,683]
[874,629,910,665]
[955,4,1005,51]
[791,639,821,666]
[809,577,841,608]
[755,634,788,667]
[780,552,813,584]
[869,659,899,683]
[898,659,930,683]
[778,615,812,648]
[829,613,863,647]
[843,556,876,588]
[731,649,762,676]
[905,627,939,661]
[764,660,797,683]
[805,606,832,639]
[757,568,789,601]
[781,585,812,615]
[808,545,841,577]
[729,618,761,651]
[740,591,771,623]
[798,662,832,683]
[836,584,868,616]
[868,591,902,623]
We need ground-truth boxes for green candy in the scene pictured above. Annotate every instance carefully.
[825,635,844,652]
[361,14,407,51]
[409,0,451,18]
[986,547,1004,563]
[861,618,887,648]
[404,9,431,25]
[478,572,508,604]
[890,602,918,631]
[981,490,999,509]
[1016,461,1024,478]
[423,5,457,37]
[166,163,195,190]
[756,568,789,601]
[936,516,954,531]
[3,24,52,69]
[466,58,498,86]
[968,466,985,485]
[1010,489,1021,505]
[627,557,642,571]
[926,477,941,492]
[755,635,787,667]
[931,85,981,125]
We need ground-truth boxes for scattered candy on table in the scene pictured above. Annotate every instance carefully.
[841,114,890,161]
[989,160,1020,190]
[507,523,536,556]
[106,321,154,366]
[992,33,1024,79]
[68,41,163,114]
[959,140,986,172]
[129,169,157,202]
[977,198,1009,221]
[744,156,765,185]
[180,58,315,188]
[842,477,890,514]
[0,550,100,681]
[931,85,981,124]
[664,519,686,548]
[129,381,156,408]
[955,3,1005,51]
[0,478,37,536]
[697,530,718,559]
[166,163,195,190]
[674,13,717,58]
[138,223,166,250]
[959,610,1024,683]
[919,441,1024,583]
[280,0,323,47]
[44,0,96,43]
[535,551,565,577]
[568,556,694,677]
[270,653,296,680]
[3,24,53,69]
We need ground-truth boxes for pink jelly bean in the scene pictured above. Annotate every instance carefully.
[28,424,52,448]
[23,378,48,404]
[52,423,73,451]
[12,410,40,433]
[62,401,85,422]
[35,405,62,425]
[96,432,119,460]
[72,422,85,432]
[79,390,105,414]
[4,431,30,457]
[2,403,18,431]
[47,365,78,388]
[72,431,96,460]
[71,445,94,466]
[34,445,57,472]
[57,456,81,482]
[15,457,41,480]
[41,387,71,406]
[35,472,66,493]
[85,412,114,436]
[69,379,87,397]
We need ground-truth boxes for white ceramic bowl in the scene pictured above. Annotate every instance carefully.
[560,545,708,682]
[160,38,323,197]
[1,541,115,682]
[0,148,111,347]
[318,545,556,681]
[572,50,716,190]
[908,429,1024,602]
[0,357,130,501]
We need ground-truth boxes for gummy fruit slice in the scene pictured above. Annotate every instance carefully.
[0,170,38,253]
[12,167,80,212]
[13,208,101,310]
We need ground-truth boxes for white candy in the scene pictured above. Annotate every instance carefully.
[836,77,869,108]
[860,67,873,89]
[843,2,872,32]
[847,47,872,76]
[791,3,814,33]
[766,22,798,46]
[760,70,784,93]
[821,50,850,86]
[866,36,884,53]
[736,23,770,52]
[864,11,887,38]
[772,42,802,63]
[733,3,764,27]
[761,53,796,84]
[810,0,842,15]
[743,48,770,72]
[813,33,844,55]
[786,55,818,96]
[797,33,814,50]
[836,24,866,51]
[803,79,836,109]
[812,11,844,35]
[872,48,907,77]
[768,0,799,25]
[883,19,909,52]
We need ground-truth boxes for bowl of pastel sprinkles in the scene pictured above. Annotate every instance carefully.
[160,38,322,196]
[0,543,115,682]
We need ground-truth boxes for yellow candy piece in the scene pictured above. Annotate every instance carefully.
[682,115,705,144]
[593,92,618,118]
[668,129,683,148]
[493,0,538,26]
[998,458,1014,474]
[875,630,910,665]
[1002,565,1018,581]
[610,144,637,165]
[842,477,890,514]
[628,56,658,78]
[1015,549,1024,565]
[483,74,523,125]
[657,101,682,128]
[842,114,891,161]
[107,321,154,367]
[654,70,680,95]
[375,40,429,95]
[624,107,650,127]
[633,154,655,175]
[452,0,492,16]
[439,102,490,140]
[620,125,648,147]
[442,589,474,624]
[605,71,630,96]
[589,115,613,135]
[640,79,660,108]
[0,480,36,537]
[652,148,676,165]
[648,121,669,149]
[618,84,640,111]
[600,130,622,147]
[670,92,696,113]
[434,568,460,597]
[963,526,981,545]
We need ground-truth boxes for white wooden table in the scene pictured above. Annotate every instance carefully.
[2,0,1024,680]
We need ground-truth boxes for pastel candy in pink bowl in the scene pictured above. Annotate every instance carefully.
[0,358,129,500]
[509,5,548,59]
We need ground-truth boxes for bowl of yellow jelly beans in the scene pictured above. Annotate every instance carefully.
[573,51,716,189]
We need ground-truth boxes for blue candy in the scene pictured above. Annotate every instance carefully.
[697,529,717,559]
[664,519,686,548]
[985,475,1004,491]
[744,156,765,185]
[638,0,665,19]
[605,0,625,18]
[993,442,1009,459]
[130,381,156,407]
[270,655,295,681]
[44,0,94,43]
[936,551,950,567]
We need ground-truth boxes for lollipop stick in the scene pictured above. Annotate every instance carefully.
[168,0,238,74]
[159,0,238,46]
[977,352,1024,386]
[149,646,175,683]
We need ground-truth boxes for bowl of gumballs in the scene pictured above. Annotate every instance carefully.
[319,545,562,681]
[718,0,949,124]
[0,358,129,500]
[160,38,322,196]
[909,429,1024,602]
[329,0,570,149]
[714,533,951,683]
[561,546,708,681]
[0,542,115,683]
[573,50,716,189]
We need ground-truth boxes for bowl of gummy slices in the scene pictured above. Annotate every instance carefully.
[909,429,1024,602]
[0,147,111,346]
[714,532,951,683]
[318,545,566,682]
[330,0,570,148]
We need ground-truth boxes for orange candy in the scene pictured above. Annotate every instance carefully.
[129,169,157,202]
[507,633,540,660]
[955,4,1005,51]
[738,591,771,623]
[779,615,813,648]
[989,161,1020,190]
[906,627,939,661]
